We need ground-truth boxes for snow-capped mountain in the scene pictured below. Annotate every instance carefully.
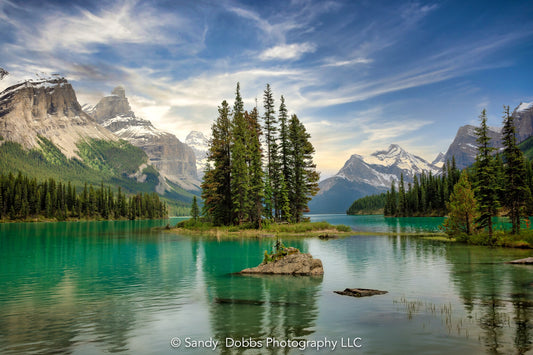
[85,87,199,191]
[431,152,446,168]
[185,131,209,177]
[308,144,440,213]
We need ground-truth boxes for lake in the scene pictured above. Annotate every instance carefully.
[0,215,532,354]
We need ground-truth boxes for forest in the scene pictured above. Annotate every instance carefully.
[0,172,167,221]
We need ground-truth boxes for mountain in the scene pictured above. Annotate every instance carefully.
[443,125,503,170]
[431,152,445,168]
[513,101,533,143]
[0,77,196,215]
[308,144,440,213]
[86,87,200,192]
[0,77,118,158]
[185,131,209,178]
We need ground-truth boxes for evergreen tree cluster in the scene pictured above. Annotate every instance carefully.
[380,159,461,217]
[346,193,387,214]
[0,172,167,221]
[201,83,319,226]
[349,106,533,239]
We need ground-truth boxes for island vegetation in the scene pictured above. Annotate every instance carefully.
[172,83,351,237]
[347,106,533,248]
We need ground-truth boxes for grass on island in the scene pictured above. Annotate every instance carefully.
[167,219,353,238]
[447,229,533,249]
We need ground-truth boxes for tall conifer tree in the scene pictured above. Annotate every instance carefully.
[230,83,250,224]
[201,100,232,225]
[502,105,530,234]
[474,109,498,240]
[287,114,319,222]
[245,107,264,228]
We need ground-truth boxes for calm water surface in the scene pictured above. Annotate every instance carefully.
[0,215,532,354]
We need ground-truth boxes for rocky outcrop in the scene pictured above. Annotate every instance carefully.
[88,86,134,124]
[240,252,324,276]
[0,77,117,158]
[443,125,503,170]
[0,68,8,80]
[513,102,533,143]
[87,87,200,191]
[185,130,209,177]
[506,257,533,264]
[334,288,388,297]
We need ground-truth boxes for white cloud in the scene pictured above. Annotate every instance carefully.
[322,57,373,67]
[259,42,317,61]
[10,1,202,55]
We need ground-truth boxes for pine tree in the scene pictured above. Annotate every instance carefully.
[389,181,398,216]
[474,109,498,241]
[442,171,478,236]
[191,196,200,222]
[398,174,407,217]
[230,83,250,224]
[287,114,319,221]
[501,105,530,234]
[278,96,291,190]
[201,100,232,225]
[262,84,279,220]
[245,108,264,228]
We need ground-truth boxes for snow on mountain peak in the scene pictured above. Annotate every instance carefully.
[362,144,440,177]
[517,102,533,113]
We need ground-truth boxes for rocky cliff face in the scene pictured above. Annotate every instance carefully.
[185,130,209,177]
[87,87,199,191]
[0,77,117,158]
[443,125,503,170]
[309,144,440,213]
[513,102,533,143]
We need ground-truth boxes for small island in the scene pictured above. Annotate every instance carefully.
[169,218,352,238]
[239,244,324,275]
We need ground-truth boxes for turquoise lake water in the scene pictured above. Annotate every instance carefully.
[0,215,532,354]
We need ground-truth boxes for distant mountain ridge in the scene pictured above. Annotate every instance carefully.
[0,77,118,158]
[308,144,441,213]
[0,76,195,215]
[185,131,209,178]
[85,87,200,192]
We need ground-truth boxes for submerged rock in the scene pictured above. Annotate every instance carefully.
[506,257,533,264]
[334,288,388,297]
[240,252,324,276]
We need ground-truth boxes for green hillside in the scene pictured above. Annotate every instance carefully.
[519,136,533,160]
[0,137,194,215]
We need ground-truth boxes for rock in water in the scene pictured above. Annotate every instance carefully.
[506,257,533,264]
[334,288,388,297]
[240,252,324,276]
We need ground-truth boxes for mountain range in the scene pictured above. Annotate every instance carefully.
[310,100,533,213]
[84,87,200,192]
[2,71,532,216]
[0,75,199,214]
[308,144,442,213]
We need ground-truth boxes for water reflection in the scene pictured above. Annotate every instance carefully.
[446,245,533,354]
[201,239,321,354]
[0,220,198,354]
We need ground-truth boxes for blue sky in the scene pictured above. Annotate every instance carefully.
[1,0,533,178]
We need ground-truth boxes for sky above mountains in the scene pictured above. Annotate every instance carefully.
[1,0,533,178]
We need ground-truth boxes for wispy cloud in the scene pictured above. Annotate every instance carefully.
[259,42,317,61]
[321,57,373,67]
